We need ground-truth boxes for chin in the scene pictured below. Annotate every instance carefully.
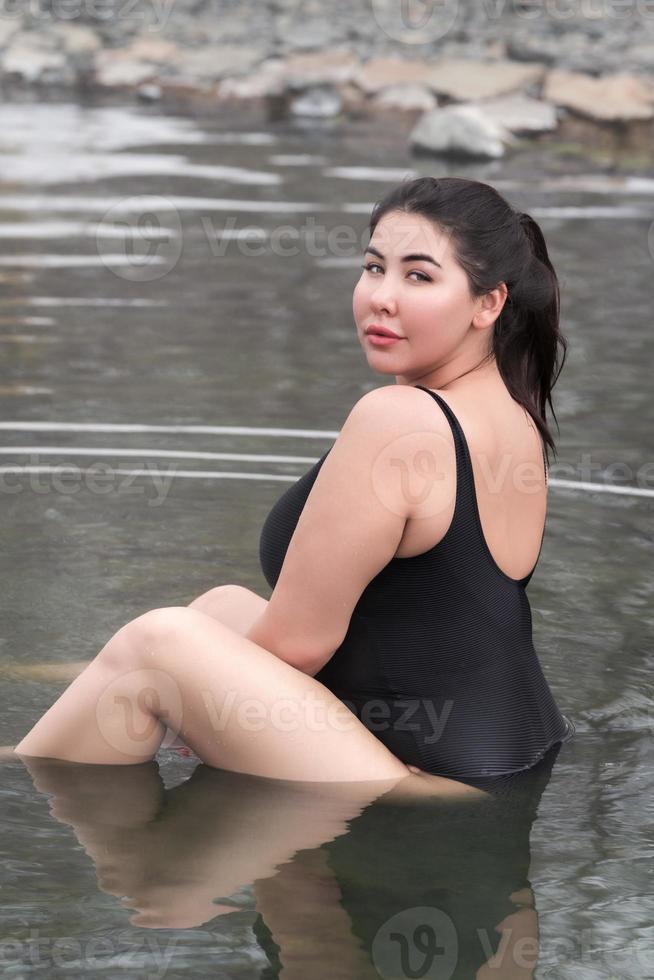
[365,359,397,376]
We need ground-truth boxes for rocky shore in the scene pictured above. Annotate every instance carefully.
[0,0,653,159]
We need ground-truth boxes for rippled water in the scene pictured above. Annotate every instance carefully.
[0,98,652,979]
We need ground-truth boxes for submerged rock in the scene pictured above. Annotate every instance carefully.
[290,85,342,118]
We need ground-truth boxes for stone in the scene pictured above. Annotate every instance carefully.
[543,69,654,122]
[49,24,102,56]
[94,51,158,88]
[353,56,434,95]
[137,83,162,101]
[124,38,181,64]
[1,33,69,84]
[174,45,265,81]
[275,17,346,53]
[625,43,654,71]
[281,49,360,90]
[474,94,558,134]
[373,84,438,112]
[426,58,547,101]
[410,104,512,159]
[290,85,342,118]
[217,60,287,99]
[0,21,19,48]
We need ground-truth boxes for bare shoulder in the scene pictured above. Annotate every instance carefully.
[345,384,453,441]
[340,385,456,522]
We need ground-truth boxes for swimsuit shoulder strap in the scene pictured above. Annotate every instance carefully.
[412,384,480,529]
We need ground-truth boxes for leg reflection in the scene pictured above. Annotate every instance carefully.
[19,757,406,930]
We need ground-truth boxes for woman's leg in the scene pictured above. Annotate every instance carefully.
[13,606,413,781]
[187,583,268,632]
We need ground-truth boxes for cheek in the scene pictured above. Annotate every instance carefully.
[352,280,368,323]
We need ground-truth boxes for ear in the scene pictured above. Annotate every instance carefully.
[473,282,508,329]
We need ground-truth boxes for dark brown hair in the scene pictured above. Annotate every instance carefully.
[368,176,568,464]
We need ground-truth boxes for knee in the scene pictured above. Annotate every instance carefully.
[128,606,195,646]
[187,583,247,613]
[101,606,193,670]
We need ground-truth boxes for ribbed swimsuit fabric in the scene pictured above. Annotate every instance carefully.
[258,385,574,780]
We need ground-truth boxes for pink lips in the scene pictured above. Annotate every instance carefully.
[365,324,404,347]
[366,324,402,338]
[366,333,402,346]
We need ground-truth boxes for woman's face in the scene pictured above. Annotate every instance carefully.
[352,210,491,383]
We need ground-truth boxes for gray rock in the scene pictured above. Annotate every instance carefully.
[475,94,558,134]
[281,49,359,90]
[218,60,287,99]
[94,53,158,88]
[0,21,21,49]
[410,104,512,159]
[275,17,347,53]
[1,32,70,84]
[137,82,163,101]
[373,84,438,112]
[49,24,102,57]
[174,44,265,81]
[290,85,342,117]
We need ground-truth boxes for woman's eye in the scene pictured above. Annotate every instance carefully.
[361,262,430,283]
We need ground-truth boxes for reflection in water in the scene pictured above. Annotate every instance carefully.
[20,743,561,978]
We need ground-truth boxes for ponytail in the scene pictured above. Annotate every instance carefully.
[492,211,568,464]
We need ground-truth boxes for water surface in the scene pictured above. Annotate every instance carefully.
[0,97,652,979]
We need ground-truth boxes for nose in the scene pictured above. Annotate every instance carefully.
[370,281,398,316]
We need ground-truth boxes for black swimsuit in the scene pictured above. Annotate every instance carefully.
[259,385,574,780]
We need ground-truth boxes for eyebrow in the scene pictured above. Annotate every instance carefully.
[364,245,442,269]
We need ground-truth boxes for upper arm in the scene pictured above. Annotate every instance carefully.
[245,386,437,674]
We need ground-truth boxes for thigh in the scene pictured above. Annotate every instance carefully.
[133,607,411,784]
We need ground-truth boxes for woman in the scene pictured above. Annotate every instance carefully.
[13,176,573,791]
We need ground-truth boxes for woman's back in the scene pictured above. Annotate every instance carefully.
[394,379,549,584]
[259,384,573,780]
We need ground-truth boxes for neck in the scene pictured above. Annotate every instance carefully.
[395,353,497,391]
